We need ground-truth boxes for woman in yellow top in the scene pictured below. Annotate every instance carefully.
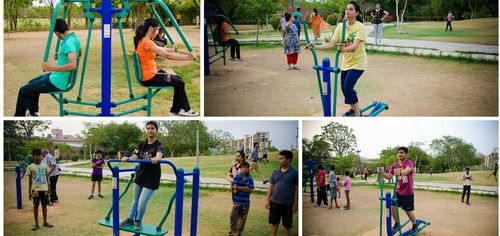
[306,1,366,117]
[308,8,330,40]
[134,18,198,116]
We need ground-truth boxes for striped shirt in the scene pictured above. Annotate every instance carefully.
[232,173,254,205]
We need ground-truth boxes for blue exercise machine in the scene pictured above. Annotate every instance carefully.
[303,18,389,117]
[98,159,200,236]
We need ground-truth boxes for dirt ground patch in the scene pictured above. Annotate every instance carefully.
[303,185,498,236]
[205,47,497,116]
[4,27,200,116]
[4,172,298,236]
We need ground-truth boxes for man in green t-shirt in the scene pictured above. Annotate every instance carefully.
[15,19,81,116]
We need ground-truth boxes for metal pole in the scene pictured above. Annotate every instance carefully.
[16,166,22,209]
[112,166,120,236]
[99,0,113,116]
[308,160,314,203]
[175,168,185,236]
[196,121,200,167]
[321,58,332,116]
[190,167,200,236]
[386,192,393,236]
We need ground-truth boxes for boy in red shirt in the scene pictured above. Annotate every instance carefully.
[314,165,328,208]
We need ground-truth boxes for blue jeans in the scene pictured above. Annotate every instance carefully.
[374,23,383,44]
[128,184,156,222]
[15,73,62,116]
[340,69,364,104]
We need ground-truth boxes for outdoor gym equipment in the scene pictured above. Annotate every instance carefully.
[45,0,193,116]
[303,18,389,117]
[15,154,33,209]
[204,4,239,75]
[305,159,319,203]
[377,168,430,236]
[98,159,200,236]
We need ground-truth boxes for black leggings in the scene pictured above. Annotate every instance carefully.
[222,39,241,59]
[141,71,191,113]
[462,185,471,203]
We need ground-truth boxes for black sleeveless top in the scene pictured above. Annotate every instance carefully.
[372,9,385,24]
[133,140,164,190]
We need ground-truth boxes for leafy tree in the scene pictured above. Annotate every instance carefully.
[208,128,234,153]
[5,0,32,31]
[318,122,357,158]
[84,122,142,156]
[430,136,480,172]
[302,136,332,163]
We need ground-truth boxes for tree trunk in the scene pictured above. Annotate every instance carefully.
[256,18,261,47]
[395,0,400,32]
[467,0,476,19]
[67,4,73,27]
[136,3,146,27]
[400,0,408,25]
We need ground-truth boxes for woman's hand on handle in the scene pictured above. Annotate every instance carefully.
[121,156,129,163]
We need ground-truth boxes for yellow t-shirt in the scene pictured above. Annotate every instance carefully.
[27,163,49,192]
[333,21,367,71]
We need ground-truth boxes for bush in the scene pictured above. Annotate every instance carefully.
[71,155,80,162]
[19,18,44,31]
[326,13,341,25]
[270,15,281,31]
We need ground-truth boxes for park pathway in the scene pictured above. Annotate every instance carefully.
[235,23,497,60]
[59,161,271,191]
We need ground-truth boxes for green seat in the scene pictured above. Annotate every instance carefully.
[49,57,81,116]
[209,28,229,65]
[98,218,168,236]
[132,51,173,116]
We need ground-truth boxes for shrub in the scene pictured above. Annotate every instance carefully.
[71,155,80,162]
[270,15,281,31]
[326,13,340,26]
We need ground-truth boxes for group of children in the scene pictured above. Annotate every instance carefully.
[314,165,351,210]
[227,150,298,236]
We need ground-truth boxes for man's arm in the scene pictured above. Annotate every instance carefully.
[293,184,298,213]
[265,184,273,209]
[42,52,77,72]
[28,174,33,200]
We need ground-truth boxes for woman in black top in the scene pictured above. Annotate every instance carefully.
[120,121,165,230]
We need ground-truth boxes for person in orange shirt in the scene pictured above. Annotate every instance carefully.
[308,8,330,40]
[217,18,242,61]
[134,18,198,116]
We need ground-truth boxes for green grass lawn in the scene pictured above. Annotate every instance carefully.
[4,172,298,235]
[60,151,299,179]
[350,170,498,187]
[377,18,498,45]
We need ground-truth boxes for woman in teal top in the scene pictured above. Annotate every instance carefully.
[15,19,81,116]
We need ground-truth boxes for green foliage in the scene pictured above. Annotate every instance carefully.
[84,122,143,154]
[319,122,357,158]
[430,136,480,172]
[326,13,340,25]
[270,14,281,30]
[232,0,282,24]
[302,136,332,163]
[325,153,356,175]
[4,121,52,160]
[71,155,80,162]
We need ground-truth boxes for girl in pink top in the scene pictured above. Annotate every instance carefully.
[336,177,342,198]
[343,170,351,210]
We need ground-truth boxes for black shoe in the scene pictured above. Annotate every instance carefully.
[411,224,418,233]
[43,222,54,228]
[134,220,142,231]
[32,225,40,231]
[88,195,94,200]
[392,223,400,232]
[98,194,104,198]
[343,109,355,116]
[120,218,134,227]
[263,180,269,184]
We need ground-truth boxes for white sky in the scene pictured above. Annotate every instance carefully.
[303,119,498,159]
[43,120,298,149]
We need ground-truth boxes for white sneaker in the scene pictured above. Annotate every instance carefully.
[26,112,40,117]
[178,109,199,117]
[169,112,179,117]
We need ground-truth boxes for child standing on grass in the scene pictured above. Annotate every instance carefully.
[229,162,254,236]
[88,150,105,200]
[266,150,298,236]
[27,148,54,231]
[328,165,340,209]
[336,177,342,198]
[343,171,351,210]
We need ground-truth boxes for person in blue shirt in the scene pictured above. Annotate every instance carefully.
[15,19,81,116]
[229,162,254,236]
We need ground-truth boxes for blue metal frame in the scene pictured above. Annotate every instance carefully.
[104,159,200,236]
[16,166,23,209]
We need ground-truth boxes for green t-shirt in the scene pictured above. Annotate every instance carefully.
[292,11,302,23]
[27,163,49,192]
[49,32,81,90]
[333,21,367,70]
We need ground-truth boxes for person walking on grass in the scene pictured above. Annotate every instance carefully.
[228,162,254,236]
[88,150,105,200]
[445,10,453,31]
[27,148,54,231]
[42,149,60,206]
[306,1,367,117]
[266,150,298,236]
[461,167,472,205]
[378,146,419,234]
[250,142,268,184]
